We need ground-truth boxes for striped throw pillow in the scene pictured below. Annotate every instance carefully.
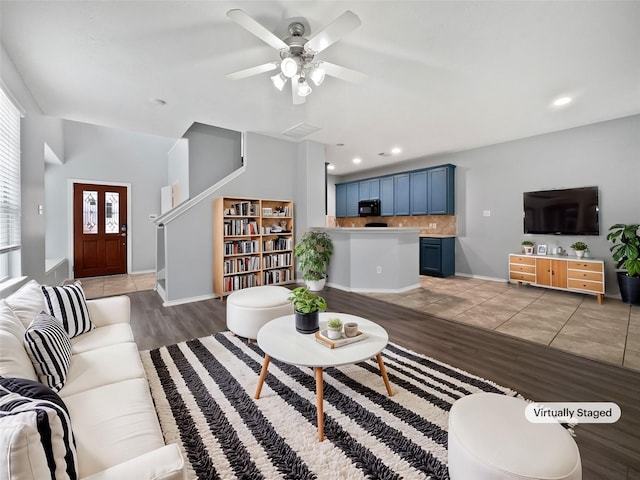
[24,312,72,392]
[42,283,94,338]
[0,377,78,480]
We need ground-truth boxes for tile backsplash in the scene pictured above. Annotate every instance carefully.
[334,215,457,236]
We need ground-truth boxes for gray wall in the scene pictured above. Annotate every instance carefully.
[161,133,325,303]
[334,114,640,296]
[182,122,242,198]
[45,120,177,274]
[1,43,49,288]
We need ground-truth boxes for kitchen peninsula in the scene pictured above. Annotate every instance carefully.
[317,227,420,292]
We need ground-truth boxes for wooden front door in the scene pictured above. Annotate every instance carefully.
[73,183,128,278]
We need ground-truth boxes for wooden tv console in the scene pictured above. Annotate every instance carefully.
[508,253,605,304]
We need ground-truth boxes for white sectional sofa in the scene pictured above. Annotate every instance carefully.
[0,280,185,480]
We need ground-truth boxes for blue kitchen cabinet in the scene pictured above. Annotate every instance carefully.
[359,179,380,201]
[420,237,455,277]
[335,183,347,217]
[427,164,456,215]
[346,182,359,217]
[379,176,394,216]
[394,173,410,215]
[410,170,428,215]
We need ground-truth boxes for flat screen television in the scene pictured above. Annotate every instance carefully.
[523,186,599,235]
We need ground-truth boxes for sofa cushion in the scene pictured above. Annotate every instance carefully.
[58,342,146,398]
[62,378,165,478]
[0,300,37,381]
[24,312,73,392]
[42,283,94,338]
[70,323,134,354]
[4,279,45,329]
[0,377,78,480]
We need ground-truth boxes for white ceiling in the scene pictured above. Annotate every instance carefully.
[2,1,639,175]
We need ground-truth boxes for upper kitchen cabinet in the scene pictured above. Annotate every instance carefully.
[410,170,428,215]
[427,165,455,215]
[334,163,455,217]
[393,173,411,215]
[359,178,380,200]
[335,183,347,218]
[346,182,359,217]
[379,176,394,216]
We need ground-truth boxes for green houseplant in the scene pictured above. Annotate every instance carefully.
[294,231,334,291]
[607,224,640,305]
[570,241,588,259]
[521,240,534,255]
[287,286,327,334]
[326,317,343,340]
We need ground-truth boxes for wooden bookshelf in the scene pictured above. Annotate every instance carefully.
[213,197,295,298]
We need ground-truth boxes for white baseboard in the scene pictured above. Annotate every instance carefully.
[162,292,218,307]
[326,282,420,294]
[454,272,508,283]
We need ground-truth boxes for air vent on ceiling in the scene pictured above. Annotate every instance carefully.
[281,122,321,140]
[377,152,391,157]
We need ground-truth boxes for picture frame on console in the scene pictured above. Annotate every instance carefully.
[536,244,548,255]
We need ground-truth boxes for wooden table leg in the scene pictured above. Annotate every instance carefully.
[254,354,271,399]
[376,353,393,396]
[315,367,324,442]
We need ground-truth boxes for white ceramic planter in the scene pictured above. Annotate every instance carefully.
[306,278,326,291]
[326,327,342,340]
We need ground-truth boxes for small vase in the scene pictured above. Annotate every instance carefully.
[326,326,342,340]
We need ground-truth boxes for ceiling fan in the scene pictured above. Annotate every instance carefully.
[225,9,367,104]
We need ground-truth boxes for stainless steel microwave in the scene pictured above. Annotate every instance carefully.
[358,199,380,217]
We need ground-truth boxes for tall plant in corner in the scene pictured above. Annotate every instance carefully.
[294,231,334,291]
[607,223,640,305]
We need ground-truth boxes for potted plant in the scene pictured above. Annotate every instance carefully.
[521,240,535,255]
[294,231,334,291]
[326,317,343,340]
[607,224,640,306]
[570,241,588,259]
[287,286,327,334]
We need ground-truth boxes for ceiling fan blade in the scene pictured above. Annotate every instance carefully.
[304,10,361,54]
[319,61,367,83]
[291,76,306,105]
[225,62,278,80]
[227,9,288,51]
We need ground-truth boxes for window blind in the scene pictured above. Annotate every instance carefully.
[0,86,21,255]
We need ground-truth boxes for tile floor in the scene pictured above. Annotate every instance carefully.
[79,272,156,299]
[365,276,640,371]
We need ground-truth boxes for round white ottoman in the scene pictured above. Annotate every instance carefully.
[226,286,293,340]
[448,393,581,480]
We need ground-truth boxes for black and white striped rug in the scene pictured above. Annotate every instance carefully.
[140,332,518,480]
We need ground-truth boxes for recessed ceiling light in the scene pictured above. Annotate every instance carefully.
[391,147,402,155]
[552,96,572,107]
[327,164,335,170]
[352,157,362,164]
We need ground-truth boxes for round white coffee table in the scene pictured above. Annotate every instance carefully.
[255,312,393,441]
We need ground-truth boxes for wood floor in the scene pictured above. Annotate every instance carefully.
[128,287,640,480]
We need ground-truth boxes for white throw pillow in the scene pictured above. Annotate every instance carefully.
[0,377,78,480]
[41,283,94,338]
[0,300,37,380]
[24,312,73,392]
[4,279,46,330]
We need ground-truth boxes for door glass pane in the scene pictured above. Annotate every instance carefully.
[83,191,98,234]
[105,191,120,234]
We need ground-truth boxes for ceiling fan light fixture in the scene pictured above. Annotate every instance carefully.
[280,57,298,78]
[309,66,326,86]
[297,77,312,97]
[271,72,287,91]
